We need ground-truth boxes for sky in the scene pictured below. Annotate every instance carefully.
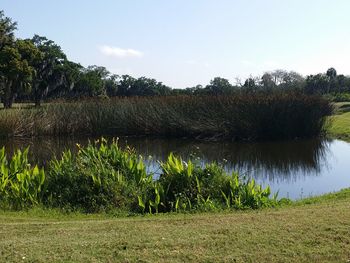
[2,0,350,88]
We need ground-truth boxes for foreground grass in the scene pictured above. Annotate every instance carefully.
[0,189,350,262]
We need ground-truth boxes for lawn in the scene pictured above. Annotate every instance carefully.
[328,111,350,141]
[0,189,350,263]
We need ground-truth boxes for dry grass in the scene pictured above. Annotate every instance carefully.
[0,189,349,262]
[0,94,332,140]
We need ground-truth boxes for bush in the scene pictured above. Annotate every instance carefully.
[45,138,152,212]
[139,153,278,213]
[326,93,350,102]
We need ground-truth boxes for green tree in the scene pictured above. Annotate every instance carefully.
[305,74,329,94]
[0,10,17,49]
[129,77,171,96]
[326,67,337,79]
[205,77,233,94]
[116,75,136,96]
[243,77,258,93]
[105,74,119,97]
[0,39,41,108]
[326,67,337,93]
[46,60,83,99]
[30,35,67,106]
[73,65,109,97]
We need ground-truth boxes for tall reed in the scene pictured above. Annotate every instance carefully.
[0,94,333,140]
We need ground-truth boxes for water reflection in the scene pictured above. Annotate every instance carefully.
[0,136,348,199]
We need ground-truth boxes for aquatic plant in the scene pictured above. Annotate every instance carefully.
[45,138,152,212]
[0,94,332,140]
[1,138,280,213]
[0,147,45,209]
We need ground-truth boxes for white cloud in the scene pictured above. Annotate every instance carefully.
[99,45,143,58]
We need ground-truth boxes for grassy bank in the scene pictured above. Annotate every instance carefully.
[0,94,332,140]
[328,102,350,141]
[329,112,350,141]
[0,188,349,262]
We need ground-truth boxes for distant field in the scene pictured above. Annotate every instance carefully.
[328,102,350,141]
[0,103,34,109]
[0,189,350,262]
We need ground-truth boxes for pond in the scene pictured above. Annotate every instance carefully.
[1,136,349,200]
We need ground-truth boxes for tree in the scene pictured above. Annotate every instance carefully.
[305,74,329,94]
[0,10,17,49]
[279,71,305,90]
[46,60,83,99]
[30,35,67,106]
[116,75,136,96]
[0,39,41,108]
[326,67,337,93]
[205,77,233,95]
[129,77,171,96]
[261,73,276,91]
[243,77,258,92]
[73,65,109,97]
[326,67,337,79]
[259,70,305,91]
[105,74,119,97]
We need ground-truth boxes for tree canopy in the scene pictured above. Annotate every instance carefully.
[1,9,350,107]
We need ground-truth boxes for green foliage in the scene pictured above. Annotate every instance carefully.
[0,39,41,108]
[0,147,45,209]
[45,138,152,212]
[0,138,281,214]
[325,93,350,103]
[30,34,67,106]
[140,153,278,213]
[0,10,17,48]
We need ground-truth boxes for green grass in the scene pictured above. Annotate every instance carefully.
[328,111,350,141]
[0,189,350,262]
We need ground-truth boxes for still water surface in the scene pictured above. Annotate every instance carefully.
[1,137,349,200]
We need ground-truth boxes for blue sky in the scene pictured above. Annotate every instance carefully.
[2,0,350,88]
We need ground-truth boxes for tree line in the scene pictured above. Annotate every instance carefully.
[1,10,350,108]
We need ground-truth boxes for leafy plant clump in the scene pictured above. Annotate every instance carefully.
[0,147,45,209]
[1,138,281,213]
[139,153,278,213]
[45,138,152,212]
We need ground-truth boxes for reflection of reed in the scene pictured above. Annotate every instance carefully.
[120,138,331,183]
[0,136,331,183]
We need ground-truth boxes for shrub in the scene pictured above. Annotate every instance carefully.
[139,153,278,213]
[45,138,152,212]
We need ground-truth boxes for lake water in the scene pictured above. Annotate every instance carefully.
[1,136,349,200]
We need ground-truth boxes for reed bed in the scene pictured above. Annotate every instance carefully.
[0,94,332,140]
